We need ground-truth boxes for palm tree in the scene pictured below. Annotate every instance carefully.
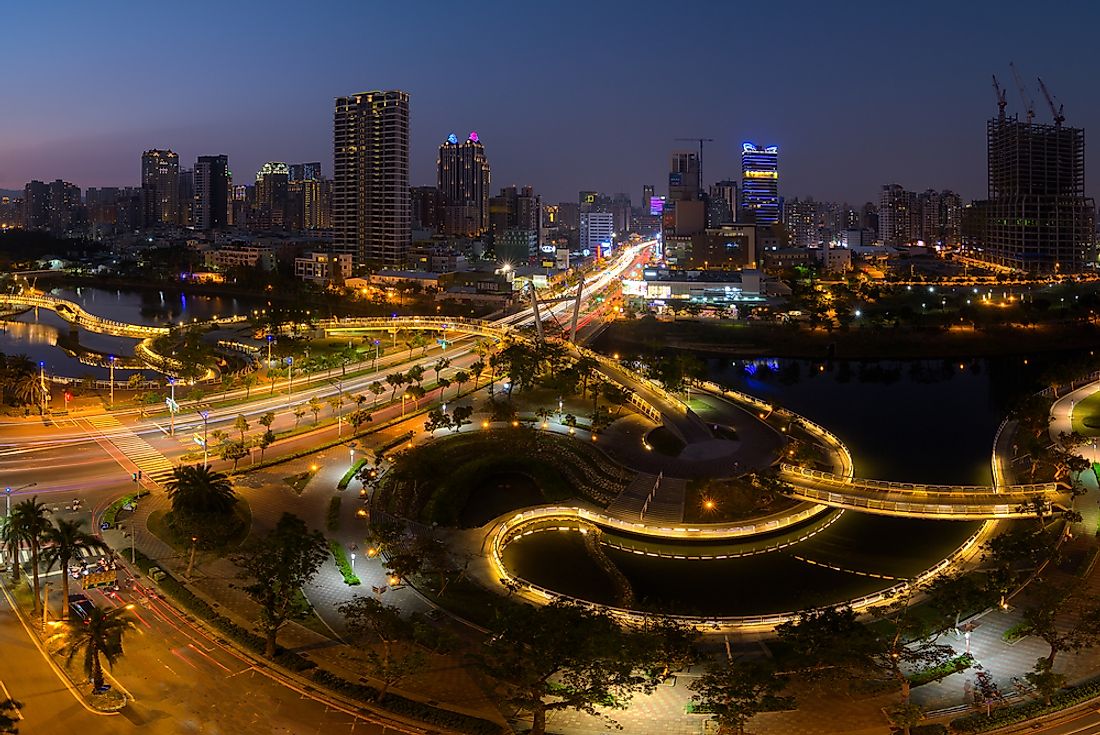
[453,370,469,398]
[369,381,385,407]
[308,396,322,425]
[56,606,137,691]
[164,465,237,518]
[386,373,406,401]
[11,497,51,613]
[42,519,108,618]
[470,360,485,390]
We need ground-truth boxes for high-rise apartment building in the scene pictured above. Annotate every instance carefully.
[878,184,916,247]
[741,143,779,225]
[22,181,50,230]
[783,197,819,247]
[980,117,1094,273]
[708,180,738,226]
[411,186,443,232]
[141,149,179,227]
[642,185,655,210]
[333,90,410,268]
[255,162,290,228]
[438,132,490,237]
[194,155,231,230]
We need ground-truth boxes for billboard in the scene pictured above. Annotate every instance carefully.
[649,196,665,216]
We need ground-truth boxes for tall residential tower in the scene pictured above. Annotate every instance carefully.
[141,149,180,227]
[438,131,490,237]
[333,90,410,268]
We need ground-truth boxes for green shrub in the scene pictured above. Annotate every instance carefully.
[337,459,367,490]
[908,653,973,687]
[1002,621,1030,643]
[328,539,360,585]
[951,676,1100,732]
[103,489,150,527]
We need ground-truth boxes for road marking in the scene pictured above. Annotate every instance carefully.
[0,679,22,721]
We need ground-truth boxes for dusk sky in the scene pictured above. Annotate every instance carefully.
[5,0,1099,205]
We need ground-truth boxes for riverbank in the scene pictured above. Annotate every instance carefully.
[599,318,1100,359]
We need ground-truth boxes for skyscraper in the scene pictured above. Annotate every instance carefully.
[194,155,230,230]
[741,143,779,225]
[333,90,410,268]
[22,180,49,230]
[255,162,290,228]
[783,197,818,247]
[438,131,490,237]
[668,152,701,202]
[981,117,1094,273]
[708,180,738,226]
[141,149,180,227]
[879,184,915,247]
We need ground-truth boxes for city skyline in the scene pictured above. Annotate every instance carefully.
[5,0,1100,204]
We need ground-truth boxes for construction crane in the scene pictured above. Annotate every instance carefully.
[1037,77,1065,127]
[1009,62,1035,125]
[991,74,1007,121]
[674,137,714,192]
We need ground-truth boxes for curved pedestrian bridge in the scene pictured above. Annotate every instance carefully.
[1,292,171,337]
[778,465,1066,519]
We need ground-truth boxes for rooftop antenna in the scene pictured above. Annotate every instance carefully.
[1037,77,1065,127]
[1009,62,1035,125]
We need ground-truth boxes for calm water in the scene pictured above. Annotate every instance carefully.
[0,286,258,379]
[502,350,1053,616]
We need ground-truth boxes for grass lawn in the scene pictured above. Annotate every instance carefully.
[283,469,318,495]
[1072,390,1100,436]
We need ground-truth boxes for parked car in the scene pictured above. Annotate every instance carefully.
[68,593,96,622]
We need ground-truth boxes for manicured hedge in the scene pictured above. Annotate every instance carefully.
[328,539,361,585]
[908,653,973,688]
[326,496,342,532]
[337,459,368,490]
[951,677,1100,732]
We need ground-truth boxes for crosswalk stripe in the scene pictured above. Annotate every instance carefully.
[78,415,176,486]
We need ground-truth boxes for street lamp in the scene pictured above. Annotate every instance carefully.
[401,392,410,418]
[266,334,274,366]
[285,356,294,396]
[372,339,380,370]
[199,410,210,465]
[108,355,116,408]
[167,378,177,436]
[4,482,36,517]
[38,361,47,415]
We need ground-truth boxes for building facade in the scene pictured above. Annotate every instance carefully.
[438,132,490,237]
[741,143,779,225]
[981,118,1094,273]
[579,211,614,256]
[141,149,179,227]
[194,155,231,230]
[333,90,411,268]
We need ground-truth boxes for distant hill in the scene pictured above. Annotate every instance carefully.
[0,189,21,199]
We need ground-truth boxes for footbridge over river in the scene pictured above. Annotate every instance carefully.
[778,465,1067,520]
[0,292,248,338]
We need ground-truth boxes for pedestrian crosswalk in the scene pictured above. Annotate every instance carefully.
[79,414,177,486]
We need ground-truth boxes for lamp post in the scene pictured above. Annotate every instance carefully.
[186,536,198,579]
[38,361,47,415]
[199,410,210,465]
[401,393,409,418]
[285,356,294,396]
[373,339,380,370]
[167,378,177,436]
[4,482,36,517]
[108,355,116,408]
[266,334,274,366]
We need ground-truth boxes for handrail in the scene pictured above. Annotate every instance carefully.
[488,505,987,631]
[778,463,1058,497]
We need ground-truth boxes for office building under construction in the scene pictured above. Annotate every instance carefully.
[980,117,1094,273]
